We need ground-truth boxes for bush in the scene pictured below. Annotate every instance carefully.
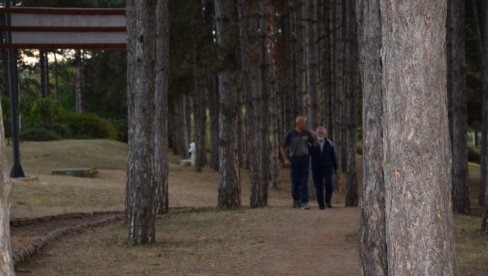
[55,112,118,140]
[468,146,481,164]
[43,123,73,139]
[22,128,60,141]
[110,119,128,142]
[356,142,363,155]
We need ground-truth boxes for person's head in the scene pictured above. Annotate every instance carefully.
[295,116,307,131]
[316,126,327,142]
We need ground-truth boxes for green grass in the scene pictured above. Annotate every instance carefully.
[7,139,128,175]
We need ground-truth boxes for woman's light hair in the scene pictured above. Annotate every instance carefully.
[316,126,326,132]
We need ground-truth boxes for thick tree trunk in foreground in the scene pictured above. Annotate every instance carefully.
[447,0,470,214]
[155,0,169,215]
[215,0,241,209]
[356,0,387,274]
[344,0,358,207]
[379,0,458,274]
[481,0,488,232]
[126,0,162,244]
[0,101,14,275]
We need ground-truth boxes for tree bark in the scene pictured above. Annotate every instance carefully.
[379,0,458,274]
[75,49,84,113]
[155,0,169,215]
[471,0,485,207]
[126,0,161,245]
[344,0,358,207]
[215,0,241,209]
[356,0,387,274]
[209,74,220,171]
[305,0,318,128]
[447,0,470,214]
[39,49,49,98]
[0,95,14,275]
[481,0,488,232]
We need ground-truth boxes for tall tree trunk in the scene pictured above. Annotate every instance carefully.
[305,0,318,128]
[155,0,169,215]
[39,49,49,98]
[209,74,220,171]
[481,0,488,232]
[126,0,162,245]
[238,0,270,208]
[379,0,458,273]
[193,69,208,172]
[344,0,358,207]
[356,0,387,274]
[447,0,470,214]
[53,51,59,100]
[0,98,14,275]
[75,49,84,113]
[289,0,300,119]
[471,0,485,207]
[215,0,241,209]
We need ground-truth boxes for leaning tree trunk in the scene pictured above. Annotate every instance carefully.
[481,0,488,232]
[0,93,14,275]
[155,0,169,215]
[356,0,387,274]
[344,0,358,207]
[215,0,241,209]
[126,0,163,245]
[379,0,458,274]
[447,0,470,214]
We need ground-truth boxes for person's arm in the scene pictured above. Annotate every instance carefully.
[280,146,291,167]
[308,130,320,147]
[281,133,291,167]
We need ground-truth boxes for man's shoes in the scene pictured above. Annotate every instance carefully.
[327,203,333,208]
[300,203,309,210]
[319,206,325,210]
[293,201,299,208]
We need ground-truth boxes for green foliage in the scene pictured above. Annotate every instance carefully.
[468,145,480,164]
[22,127,61,141]
[55,112,118,140]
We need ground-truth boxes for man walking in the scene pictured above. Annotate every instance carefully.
[280,116,318,209]
[310,127,338,209]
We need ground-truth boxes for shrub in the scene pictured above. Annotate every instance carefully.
[22,128,60,141]
[468,146,480,164]
[356,142,363,155]
[55,112,118,140]
[43,123,72,139]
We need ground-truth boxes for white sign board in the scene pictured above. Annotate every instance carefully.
[0,8,126,49]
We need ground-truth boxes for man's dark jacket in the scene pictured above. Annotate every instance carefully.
[310,139,338,172]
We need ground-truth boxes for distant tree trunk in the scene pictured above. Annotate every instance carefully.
[289,1,300,119]
[269,11,280,189]
[332,1,344,178]
[215,0,241,209]
[379,0,458,273]
[155,0,169,215]
[209,74,220,171]
[193,69,208,172]
[40,49,49,97]
[296,0,306,116]
[53,51,59,100]
[0,100,14,275]
[305,0,318,128]
[481,0,488,232]
[344,0,358,207]
[126,0,161,245]
[75,49,84,113]
[447,0,470,214]
[470,0,484,208]
[356,0,387,274]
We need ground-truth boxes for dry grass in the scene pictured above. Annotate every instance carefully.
[6,140,488,275]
